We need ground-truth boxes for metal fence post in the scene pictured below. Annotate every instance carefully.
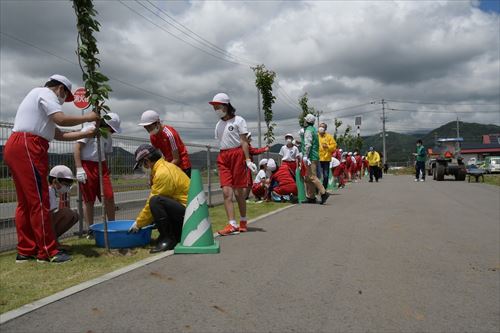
[206,146,212,206]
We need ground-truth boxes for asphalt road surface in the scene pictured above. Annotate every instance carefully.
[2,175,499,332]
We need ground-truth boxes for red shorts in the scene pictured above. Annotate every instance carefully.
[217,147,250,188]
[282,160,297,174]
[273,183,297,196]
[79,160,114,203]
[251,183,266,197]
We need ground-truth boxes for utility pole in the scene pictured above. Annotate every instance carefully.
[381,99,387,164]
[456,115,460,154]
[257,88,262,148]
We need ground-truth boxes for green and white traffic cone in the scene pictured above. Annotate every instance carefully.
[295,168,306,203]
[174,169,220,254]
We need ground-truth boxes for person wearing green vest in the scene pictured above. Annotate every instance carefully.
[413,139,426,182]
[300,113,329,204]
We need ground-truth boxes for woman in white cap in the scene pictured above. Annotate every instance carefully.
[279,133,300,174]
[209,92,256,235]
[4,74,97,263]
[74,113,121,234]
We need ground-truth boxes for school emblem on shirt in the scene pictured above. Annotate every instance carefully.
[228,125,234,131]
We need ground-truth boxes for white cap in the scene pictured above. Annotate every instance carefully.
[259,158,268,167]
[138,110,160,126]
[339,148,343,152]
[285,133,294,139]
[304,113,316,124]
[267,158,277,172]
[49,165,75,180]
[209,92,230,105]
[331,157,340,168]
[49,74,74,102]
[104,112,122,134]
[348,152,352,156]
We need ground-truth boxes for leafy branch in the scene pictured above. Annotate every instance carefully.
[72,0,112,137]
[298,93,316,127]
[252,64,276,145]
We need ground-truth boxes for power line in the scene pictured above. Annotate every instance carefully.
[144,0,257,66]
[119,1,242,66]
[385,98,500,106]
[0,31,190,106]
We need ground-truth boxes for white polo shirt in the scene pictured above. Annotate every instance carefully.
[279,145,300,161]
[49,186,58,212]
[12,87,62,141]
[215,115,248,150]
[77,123,113,161]
[253,169,266,184]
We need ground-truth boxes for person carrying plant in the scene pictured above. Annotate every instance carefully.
[366,147,381,182]
[4,74,97,263]
[318,123,337,189]
[413,139,427,182]
[74,112,121,235]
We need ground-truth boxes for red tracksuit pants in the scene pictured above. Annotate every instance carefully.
[4,132,59,259]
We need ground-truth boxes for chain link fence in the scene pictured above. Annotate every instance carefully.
[0,122,280,252]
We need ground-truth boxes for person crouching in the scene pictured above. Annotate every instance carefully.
[128,144,190,253]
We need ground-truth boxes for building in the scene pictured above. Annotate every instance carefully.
[460,134,500,163]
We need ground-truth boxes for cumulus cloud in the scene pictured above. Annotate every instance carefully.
[1,0,498,146]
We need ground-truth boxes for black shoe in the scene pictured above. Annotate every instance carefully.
[37,251,72,263]
[320,192,330,205]
[305,197,317,204]
[369,180,373,183]
[150,238,176,253]
[16,254,35,263]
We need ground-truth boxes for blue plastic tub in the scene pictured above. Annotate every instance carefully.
[90,220,154,249]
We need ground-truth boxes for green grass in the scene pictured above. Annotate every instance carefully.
[483,174,500,186]
[0,201,289,314]
[388,166,415,175]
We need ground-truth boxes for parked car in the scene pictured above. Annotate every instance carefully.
[484,156,500,173]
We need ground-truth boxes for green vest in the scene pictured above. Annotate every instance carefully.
[301,125,319,161]
[416,145,426,162]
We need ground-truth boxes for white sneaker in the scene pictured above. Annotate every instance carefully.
[420,179,425,182]
[414,179,419,182]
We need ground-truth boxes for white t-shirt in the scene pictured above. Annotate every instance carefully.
[77,123,113,161]
[12,87,62,141]
[279,145,299,161]
[215,116,248,150]
[49,186,58,212]
[253,169,266,184]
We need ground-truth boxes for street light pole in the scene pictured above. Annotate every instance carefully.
[381,99,387,164]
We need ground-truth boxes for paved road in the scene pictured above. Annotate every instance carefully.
[2,175,499,332]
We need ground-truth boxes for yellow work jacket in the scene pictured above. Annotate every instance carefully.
[136,158,190,228]
[318,133,337,162]
[366,151,381,166]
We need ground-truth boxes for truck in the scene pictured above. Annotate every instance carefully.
[426,138,467,181]
[484,156,500,173]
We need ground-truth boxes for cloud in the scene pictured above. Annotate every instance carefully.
[1,0,498,147]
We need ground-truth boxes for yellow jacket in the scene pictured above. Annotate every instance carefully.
[318,133,337,162]
[366,151,381,166]
[136,158,190,228]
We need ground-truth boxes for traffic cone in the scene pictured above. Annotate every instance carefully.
[327,169,336,191]
[295,168,306,203]
[174,169,220,254]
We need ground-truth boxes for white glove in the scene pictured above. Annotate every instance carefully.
[302,156,311,166]
[128,221,140,234]
[246,160,258,173]
[76,167,87,184]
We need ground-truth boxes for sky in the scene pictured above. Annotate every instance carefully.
[1,0,499,147]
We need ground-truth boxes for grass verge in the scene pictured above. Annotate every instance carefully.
[483,174,500,186]
[0,201,290,314]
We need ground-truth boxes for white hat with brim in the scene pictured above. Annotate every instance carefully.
[49,165,75,180]
[138,110,160,126]
[209,93,230,105]
[104,112,122,134]
[259,158,268,167]
[49,74,74,102]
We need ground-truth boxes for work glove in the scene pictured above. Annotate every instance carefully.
[302,156,312,166]
[246,160,258,173]
[76,167,87,184]
[127,221,140,234]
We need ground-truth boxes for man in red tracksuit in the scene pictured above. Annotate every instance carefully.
[138,110,192,177]
[4,74,97,263]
